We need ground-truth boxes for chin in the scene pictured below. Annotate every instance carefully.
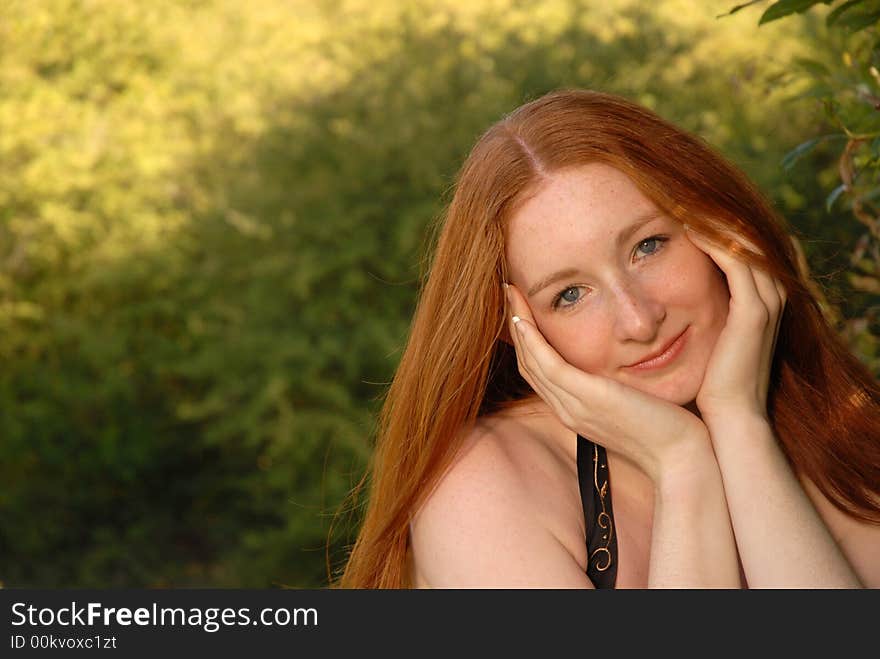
[623,368,703,407]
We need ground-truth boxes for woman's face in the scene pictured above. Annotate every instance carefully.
[505,163,730,407]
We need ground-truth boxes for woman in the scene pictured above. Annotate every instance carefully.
[338,89,880,588]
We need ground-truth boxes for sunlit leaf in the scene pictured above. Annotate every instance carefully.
[759,0,831,25]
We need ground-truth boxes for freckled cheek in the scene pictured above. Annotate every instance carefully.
[681,260,731,340]
[658,255,728,307]
[537,315,614,375]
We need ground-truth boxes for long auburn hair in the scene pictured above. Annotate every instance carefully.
[337,88,880,588]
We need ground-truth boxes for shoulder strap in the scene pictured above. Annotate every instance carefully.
[576,434,618,588]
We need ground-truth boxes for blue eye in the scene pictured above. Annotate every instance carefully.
[551,234,670,310]
[637,237,661,257]
[633,234,669,261]
[552,285,587,310]
[560,287,581,303]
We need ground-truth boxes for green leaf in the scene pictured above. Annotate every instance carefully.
[826,0,866,27]
[837,8,880,32]
[781,134,846,170]
[759,0,831,25]
[793,56,830,76]
[826,183,848,211]
[720,1,769,18]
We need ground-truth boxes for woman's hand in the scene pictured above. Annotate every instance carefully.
[505,283,711,485]
[683,226,787,425]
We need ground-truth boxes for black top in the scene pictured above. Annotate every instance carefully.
[576,434,619,589]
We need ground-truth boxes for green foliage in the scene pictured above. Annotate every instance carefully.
[759,1,833,25]
[0,0,873,587]
[826,0,880,31]
[729,0,880,372]
[781,133,847,170]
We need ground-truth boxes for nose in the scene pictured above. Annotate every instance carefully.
[610,279,666,343]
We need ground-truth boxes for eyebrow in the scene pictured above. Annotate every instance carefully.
[526,210,665,298]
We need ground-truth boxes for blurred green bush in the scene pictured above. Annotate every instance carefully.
[0,0,872,587]
[725,0,880,370]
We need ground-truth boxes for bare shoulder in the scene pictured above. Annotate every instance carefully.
[800,475,880,587]
[409,404,590,588]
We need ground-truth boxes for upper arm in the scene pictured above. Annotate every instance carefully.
[801,476,880,587]
[409,435,593,589]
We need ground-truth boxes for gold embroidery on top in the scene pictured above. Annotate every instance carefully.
[590,443,614,573]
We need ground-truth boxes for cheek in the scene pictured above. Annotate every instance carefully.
[536,314,614,375]
[667,247,730,312]
[692,255,731,321]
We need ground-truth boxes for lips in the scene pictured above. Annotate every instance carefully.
[624,326,690,370]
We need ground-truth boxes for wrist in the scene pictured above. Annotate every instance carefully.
[650,431,719,495]
[701,410,781,468]
[698,405,770,433]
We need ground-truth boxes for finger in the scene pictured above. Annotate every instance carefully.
[511,312,593,408]
[750,264,782,312]
[511,316,579,421]
[506,284,613,419]
[685,227,767,325]
[505,285,566,394]
[733,234,765,258]
[506,284,581,389]
[505,284,570,412]
[511,315,583,428]
[505,283,540,378]
[751,266,782,350]
[505,284,602,420]
[729,233,780,320]
[507,309,540,388]
[732,243,785,368]
[505,282,537,325]
[751,266,782,384]
[506,298,538,386]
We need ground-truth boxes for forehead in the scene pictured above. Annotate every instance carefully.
[504,163,664,286]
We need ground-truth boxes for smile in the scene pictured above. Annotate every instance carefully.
[624,326,690,372]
